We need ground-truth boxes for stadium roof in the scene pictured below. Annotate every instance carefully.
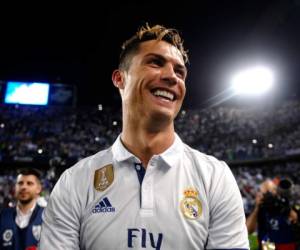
[0,1,299,108]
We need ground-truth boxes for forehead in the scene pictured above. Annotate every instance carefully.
[136,40,185,65]
[16,174,38,183]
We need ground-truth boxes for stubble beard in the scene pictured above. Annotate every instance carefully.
[18,196,34,205]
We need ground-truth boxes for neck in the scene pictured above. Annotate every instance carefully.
[18,199,36,214]
[121,114,175,167]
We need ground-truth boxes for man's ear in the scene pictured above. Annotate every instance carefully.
[36,182,42,195]
[112,69,125,89]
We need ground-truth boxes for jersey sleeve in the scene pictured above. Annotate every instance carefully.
[39,169,81,250]
[206,161,249,250]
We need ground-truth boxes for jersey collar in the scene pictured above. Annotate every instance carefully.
[112,133,184,168]
[159,133,184,168]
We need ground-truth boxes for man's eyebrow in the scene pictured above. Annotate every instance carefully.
[144,53,187,72]
[144,53,165,61]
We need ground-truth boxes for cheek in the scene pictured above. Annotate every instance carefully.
[183,86,186,98]
[35,186,41,193]
[124,81,143,102]
[179,84,186,100]
[123,86,137,104]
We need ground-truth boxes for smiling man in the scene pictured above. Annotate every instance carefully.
[0,168,44,250]
[39,24,249,250]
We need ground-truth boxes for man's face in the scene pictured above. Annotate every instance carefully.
[15,174,41,205]
[118,40,187,125]
[260,180,277,194]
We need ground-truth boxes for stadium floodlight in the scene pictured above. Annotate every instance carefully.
[252,139,257,144]
[231,66,274,96]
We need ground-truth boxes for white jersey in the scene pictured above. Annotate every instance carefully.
[39,134,249,250]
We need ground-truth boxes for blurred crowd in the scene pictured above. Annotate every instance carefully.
[176,100,300,160]
[1,100,300,164]
[0,104,121,165]
[1,100,300,211]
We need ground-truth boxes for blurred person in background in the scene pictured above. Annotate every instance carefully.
[0,168,44,250]
[246,178,299,250]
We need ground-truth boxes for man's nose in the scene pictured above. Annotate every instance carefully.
[160,64,178,85]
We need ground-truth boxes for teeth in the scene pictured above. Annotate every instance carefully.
[153,90,174,101]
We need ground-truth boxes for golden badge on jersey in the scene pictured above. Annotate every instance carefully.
[180,187,202,220]
[94,164,114,191]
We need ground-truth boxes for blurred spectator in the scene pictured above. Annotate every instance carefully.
[0,168,44,250]
[246,178,299,250]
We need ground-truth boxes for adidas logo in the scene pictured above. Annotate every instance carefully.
[92,197,115,213]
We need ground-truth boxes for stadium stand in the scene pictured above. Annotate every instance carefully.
[1,100,300,212]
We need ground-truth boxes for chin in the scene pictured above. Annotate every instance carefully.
[155,107,179,121]
[19,198,33,205]
[149,110,174,127]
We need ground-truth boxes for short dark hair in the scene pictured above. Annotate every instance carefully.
[17,168,42,182]
[119,23,188,71]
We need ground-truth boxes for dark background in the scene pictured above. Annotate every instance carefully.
[0,0,299,108]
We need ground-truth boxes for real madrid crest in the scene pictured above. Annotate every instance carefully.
[180,187,202,220]
[94,164,114,191]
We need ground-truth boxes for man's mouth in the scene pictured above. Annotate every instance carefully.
[151,89,175,101]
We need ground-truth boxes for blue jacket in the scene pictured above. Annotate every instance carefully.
[257,209,297,250]
[0,205,43,250]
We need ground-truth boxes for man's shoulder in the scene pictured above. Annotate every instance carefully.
[57,146,114,188]
[67,147,113,175]
[0,206,15,217]
[35,204,45,212]
[182,143,226,168]
[180,142,232,183]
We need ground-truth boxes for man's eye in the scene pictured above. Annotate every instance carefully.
[149,58,162,66]
[175,70,185,79]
